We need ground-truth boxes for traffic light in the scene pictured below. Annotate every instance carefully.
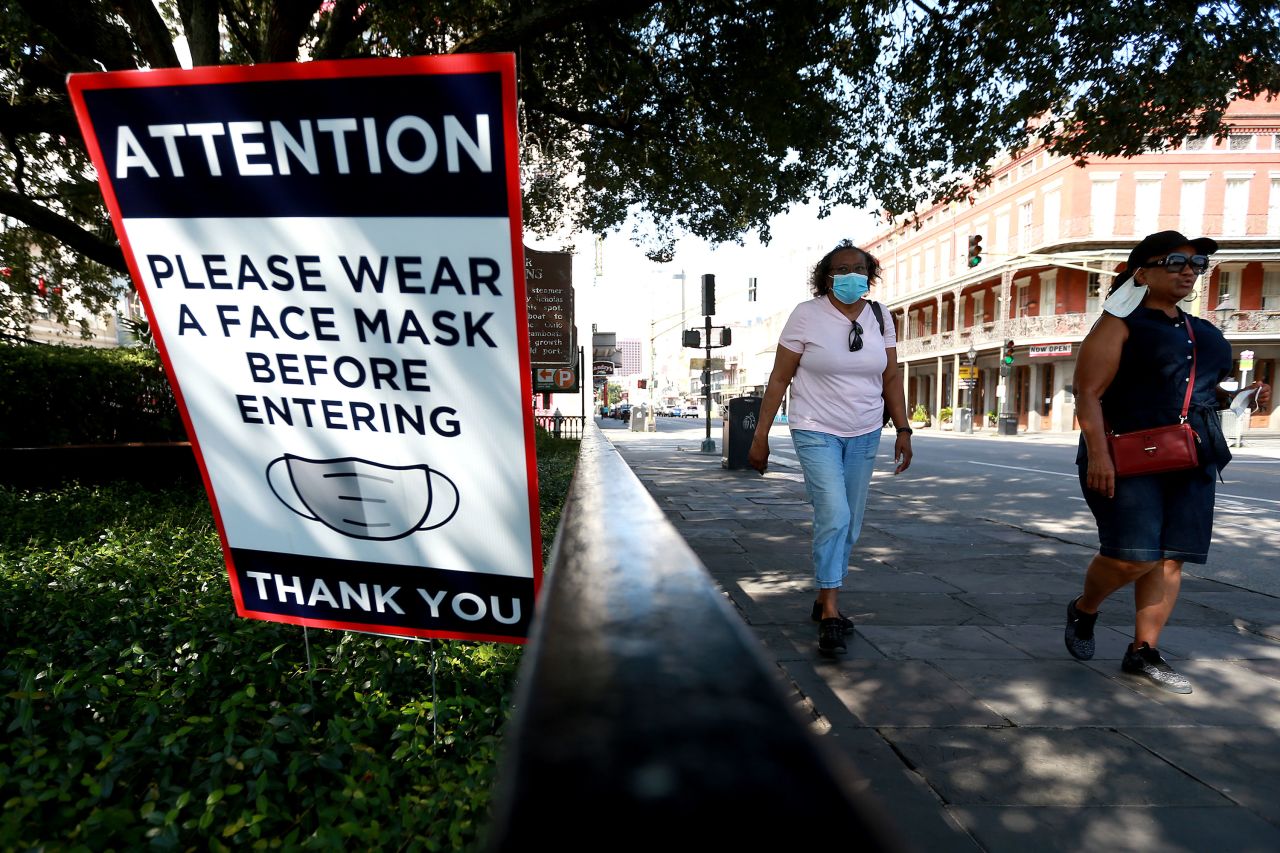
[967,234,984,267]
[701,274,716,316]
[999,339,1014,376]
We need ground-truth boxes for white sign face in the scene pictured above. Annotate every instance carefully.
[69,56,541,643]
[1029,343,1072,358]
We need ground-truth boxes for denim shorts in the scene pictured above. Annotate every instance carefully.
[1078,462,1217,564]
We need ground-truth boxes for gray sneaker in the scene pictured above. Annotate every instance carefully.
[1064,597,1098,660]
[1121,643,1192,694]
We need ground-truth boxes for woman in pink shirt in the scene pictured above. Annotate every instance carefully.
[748,241,913,656]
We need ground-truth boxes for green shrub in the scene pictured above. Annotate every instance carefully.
[939,406,953,423]
[0,431,580,850]
[0,343,183,446]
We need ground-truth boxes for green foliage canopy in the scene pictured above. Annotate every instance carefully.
[1,0,1277,334]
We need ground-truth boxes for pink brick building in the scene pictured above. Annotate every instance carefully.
[865,97,1280,433]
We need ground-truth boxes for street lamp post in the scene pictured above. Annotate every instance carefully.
[1214,296,1234,330]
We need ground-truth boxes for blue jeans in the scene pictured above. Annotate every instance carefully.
[791,429,880,589]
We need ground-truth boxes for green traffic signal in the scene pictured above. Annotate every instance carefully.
[967,234,983,267]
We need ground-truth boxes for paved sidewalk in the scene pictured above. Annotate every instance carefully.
[601,421,1280,853]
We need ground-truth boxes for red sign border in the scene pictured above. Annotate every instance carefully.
[67,55,542,644]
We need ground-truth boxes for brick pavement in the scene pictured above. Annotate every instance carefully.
[601,419,1280,853]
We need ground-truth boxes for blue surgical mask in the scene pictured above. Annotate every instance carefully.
[831,272,869,304]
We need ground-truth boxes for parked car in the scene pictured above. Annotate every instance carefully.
[668,405,683,418]
[682,405,702,418]
[617,403,632,422]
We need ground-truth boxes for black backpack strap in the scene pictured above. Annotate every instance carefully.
[870,300,885,335]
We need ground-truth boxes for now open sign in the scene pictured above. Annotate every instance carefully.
[68,56,542,644]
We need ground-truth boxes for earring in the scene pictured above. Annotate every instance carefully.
[1181,288,1199,304]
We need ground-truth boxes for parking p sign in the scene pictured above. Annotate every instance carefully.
[68,56,542,643]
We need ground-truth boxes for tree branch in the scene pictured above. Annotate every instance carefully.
[313,0,370,60]
[264,0,324,62]
[112,0,183,68]
[0,190,125,273]
[15,0,139,71]
[451,0,655,54]
[0,101,84,143]
[177,0,221,65]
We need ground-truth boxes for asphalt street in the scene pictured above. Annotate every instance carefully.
[631,415,1280,597]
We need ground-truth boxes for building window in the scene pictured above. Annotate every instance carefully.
[1263,270,1280,310]
[1018,200,1034,248]
[1216,268,1240,309]
[1090,178,1117,236]
[972,291,986,326]
[1223,177,1251,236]
[747,276,757,302]
[1040,272,1057,316]
[1087,273,1103,314]
[1179,178,1207,234]
[923,305,934,336]
[1015,282,1031,318]
[1134,180,1162,234]
[1229,134,1254,151]
[1269,178,1280,236]
[1043,190,1061,242]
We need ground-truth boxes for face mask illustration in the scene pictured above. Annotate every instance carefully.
[267,454,459,541]
[831,272,869,304]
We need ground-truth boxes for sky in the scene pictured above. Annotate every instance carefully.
[553,202,883,343]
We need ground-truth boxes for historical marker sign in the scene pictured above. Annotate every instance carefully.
[525,248,575,366]
[68,56,541,643]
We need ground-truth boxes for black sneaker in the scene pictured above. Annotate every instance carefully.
[1121,643,1192,694]
[1064,596,1098,660]
[818,618,848,656]
[811,601,854,634]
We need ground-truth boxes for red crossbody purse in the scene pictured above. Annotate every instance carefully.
[1106,313,1201,477]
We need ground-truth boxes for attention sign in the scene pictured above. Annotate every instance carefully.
[68,56,541,643]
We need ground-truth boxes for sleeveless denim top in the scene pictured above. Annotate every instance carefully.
[1077,307,1233,471]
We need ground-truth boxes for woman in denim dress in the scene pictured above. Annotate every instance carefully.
[748,241,913,656]
[1065,231,1271,693]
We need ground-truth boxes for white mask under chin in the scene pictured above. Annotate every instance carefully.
[1102,282,1148,317]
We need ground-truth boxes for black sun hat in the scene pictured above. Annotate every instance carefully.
[1114,230,1219,286]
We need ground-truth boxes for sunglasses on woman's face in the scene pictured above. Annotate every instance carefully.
[848,320,864,352]
[1141,253,1209,275]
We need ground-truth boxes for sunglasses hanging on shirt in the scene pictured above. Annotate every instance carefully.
[848,320,864,352]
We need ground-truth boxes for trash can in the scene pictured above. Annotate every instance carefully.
[956,407,973,434]
[1219,408,1242,447]
[997,413,1019,436]
[722,396,763,469]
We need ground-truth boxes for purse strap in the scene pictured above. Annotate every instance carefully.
[1179,311,1197,423]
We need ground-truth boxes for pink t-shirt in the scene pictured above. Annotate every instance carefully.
[778,296,897,437]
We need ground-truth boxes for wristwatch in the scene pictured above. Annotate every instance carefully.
[896,426,913,435]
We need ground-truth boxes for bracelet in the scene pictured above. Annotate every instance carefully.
[896,427,913,435]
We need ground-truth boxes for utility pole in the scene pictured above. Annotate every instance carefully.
[701,275,716,453]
